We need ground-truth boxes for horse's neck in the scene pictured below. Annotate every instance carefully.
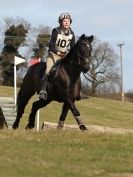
[62,56,81,81]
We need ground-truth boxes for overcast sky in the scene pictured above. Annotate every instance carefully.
[0,0,133,91]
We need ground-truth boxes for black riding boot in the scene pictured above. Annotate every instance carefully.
[39,75,48,100]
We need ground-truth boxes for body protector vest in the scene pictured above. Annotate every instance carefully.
[55,28,73,53]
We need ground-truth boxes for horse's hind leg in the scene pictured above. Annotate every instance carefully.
[57,103,69,129]
[26,99,49,129]
[13,94,33,129]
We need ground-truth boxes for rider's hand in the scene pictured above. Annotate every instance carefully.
[57,51,65,59]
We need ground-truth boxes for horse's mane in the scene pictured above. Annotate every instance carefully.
[61,37,79,63]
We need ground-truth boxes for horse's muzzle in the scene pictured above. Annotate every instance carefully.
[81,63,90,73]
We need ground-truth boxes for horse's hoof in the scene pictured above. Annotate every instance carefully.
[57,125,63,129]
[79,124,88,131]
[25,125,30,130]
[25,124,35,130]
[12,126,18,130]
[12,123,18,130]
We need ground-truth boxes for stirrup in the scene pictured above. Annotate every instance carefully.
[39,90,47,100]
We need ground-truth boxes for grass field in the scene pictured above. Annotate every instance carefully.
[1,86,133,177]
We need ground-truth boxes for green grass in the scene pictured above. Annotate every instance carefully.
[1,85,133,129]
[0,130,133,177]
[1,86,133,177]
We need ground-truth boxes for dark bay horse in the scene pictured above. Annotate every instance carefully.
[13,34,93,130]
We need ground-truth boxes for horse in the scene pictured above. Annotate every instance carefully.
[12,34,94,130]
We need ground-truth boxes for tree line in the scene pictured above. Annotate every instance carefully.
[0,17,121,98]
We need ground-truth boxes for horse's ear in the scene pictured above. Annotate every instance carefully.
[88,35,94,42]
[80,34,86,40]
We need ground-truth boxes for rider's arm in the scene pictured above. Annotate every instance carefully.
[49,28,58,54]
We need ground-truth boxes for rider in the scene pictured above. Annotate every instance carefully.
[39,12,75,100]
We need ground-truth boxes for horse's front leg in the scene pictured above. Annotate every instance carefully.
[26,99,49,129]
[57,103,69,129]
[66,98,88,130]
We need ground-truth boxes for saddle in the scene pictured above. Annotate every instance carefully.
[39,60,61,100]
[48,60,61,82]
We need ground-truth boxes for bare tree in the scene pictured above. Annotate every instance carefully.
[25,25,51,60]
[82,37,120,96]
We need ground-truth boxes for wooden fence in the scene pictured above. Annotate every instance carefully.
[0,97,16,129]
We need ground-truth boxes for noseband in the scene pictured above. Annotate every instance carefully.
[77,52,90,65]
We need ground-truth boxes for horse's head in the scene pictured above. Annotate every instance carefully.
[72,34,94,73]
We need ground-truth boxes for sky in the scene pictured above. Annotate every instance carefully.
[0,0,133,91]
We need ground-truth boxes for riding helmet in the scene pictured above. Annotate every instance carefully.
[58,12,72,24]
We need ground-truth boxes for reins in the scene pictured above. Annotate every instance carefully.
[83,72,98,84]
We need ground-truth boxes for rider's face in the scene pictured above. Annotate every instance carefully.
[61,19,71,29]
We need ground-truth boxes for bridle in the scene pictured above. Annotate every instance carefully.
[74,40,92,66]
[77,52,90,65]
[69,49,91,66]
